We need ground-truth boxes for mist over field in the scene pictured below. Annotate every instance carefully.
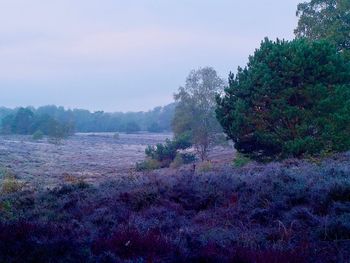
[1,1,350,262]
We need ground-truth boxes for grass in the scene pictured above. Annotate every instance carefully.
[0,168,24,194]
[198,160,212,172]
[136,159,161,171]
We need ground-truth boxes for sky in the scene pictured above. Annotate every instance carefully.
[0,0,301,112]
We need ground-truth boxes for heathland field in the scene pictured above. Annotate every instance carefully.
[0,133,173,188]
[0,133,350,262]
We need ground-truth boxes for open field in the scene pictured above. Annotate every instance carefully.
[0,133,235,189]
[0,133,173,188]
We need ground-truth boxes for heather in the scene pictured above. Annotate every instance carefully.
[1,152,350,262]
[1,1,349,262]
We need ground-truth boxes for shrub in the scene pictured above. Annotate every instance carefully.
[0,168,13,179]
[328,182,350,202]
[119,186,160,211]
[136,159,161,171]
[92,228,174,260]
[62,174,89,189]
[32,130,44,140]
[1,178,24,194]
[143,134,193,169]
[181,152,196,164]
[326,214,350,240]
[0,222,88,263]
[198,161,212,172]
[170,153,196,169]
[0,170,24,194]
[170,153,184,169]
[113,133,120,140]
[216,38,350,161]
[232,153,250,167]
[145,140,176,167]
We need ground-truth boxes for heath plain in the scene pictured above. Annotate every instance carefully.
[1,1,350,263]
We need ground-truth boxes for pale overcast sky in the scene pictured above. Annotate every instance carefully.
[0,0,301,112]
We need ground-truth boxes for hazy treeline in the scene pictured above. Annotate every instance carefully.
[0,103,176,135]
[0,107,74,138]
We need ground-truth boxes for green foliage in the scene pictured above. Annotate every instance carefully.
[232,153,250,168]
[0,107,74,138]
[216,38,350,161]
[0,169,24,195]
[142,134,194,169]
[147,121,162,133]
[32,130,44,140]
[0,104,176,134]
[31,114,74,138]
[145,139,178,166]
[0,114,14,134]
[1,177,24,194]
[170,153,184,169]
[11,108,34,134]
[136,159,161,171]
[170,152,196,169]
[198,161,212,172]
[181,152,197,164]
[173,67,225,160]
[48,103,175,133]
[295,0,350,52]
[125,121,141,134]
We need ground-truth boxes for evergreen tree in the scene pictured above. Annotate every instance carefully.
[216,38,350,160]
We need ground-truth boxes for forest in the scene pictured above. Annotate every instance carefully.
[0,103,175,136]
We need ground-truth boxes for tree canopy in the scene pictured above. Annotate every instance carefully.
[173,67,225,160]
[295,0,350,51]
[0,104,176,134]
[216,38,350,160]
[1,107,74,139]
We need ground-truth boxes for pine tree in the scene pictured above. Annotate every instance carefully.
[216,38,350,160]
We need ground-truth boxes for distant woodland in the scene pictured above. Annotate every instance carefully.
[0,103,176,136]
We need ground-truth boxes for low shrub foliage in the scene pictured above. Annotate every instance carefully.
[1,153,350,262]
[137,134,195,170]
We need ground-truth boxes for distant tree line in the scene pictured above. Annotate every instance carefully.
[0,107,74,139]
[0,103,176,136]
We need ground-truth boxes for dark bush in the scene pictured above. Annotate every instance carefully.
[326,214,350,240]
[328,182,350,202]
[0,221,88,263]
[92,228,174,261]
